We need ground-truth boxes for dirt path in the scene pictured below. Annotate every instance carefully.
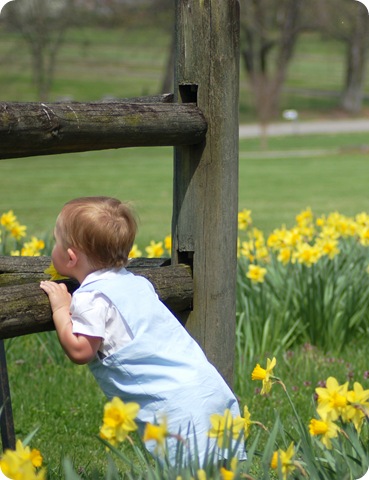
[239,118,369,138]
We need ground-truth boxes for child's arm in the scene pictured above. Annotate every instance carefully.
[40,281,101,365]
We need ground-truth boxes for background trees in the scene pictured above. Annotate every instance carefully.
[0,0,368,116]
[312,0,369,113]
[2,0,77,101]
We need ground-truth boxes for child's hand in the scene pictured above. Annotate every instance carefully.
[40,280,72,315]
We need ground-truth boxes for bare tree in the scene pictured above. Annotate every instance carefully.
[239,0,304,143]
[3,0,76,101]
[315,0,369,114]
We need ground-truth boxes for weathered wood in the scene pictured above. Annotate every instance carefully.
[172,1,240,385]
[100,93,174,104]
[0,340,15,450]
[0,256,169,274]
[0,257,193,339]
[0,101,207,159]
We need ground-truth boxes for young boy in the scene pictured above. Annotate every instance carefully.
[40,196,245,464]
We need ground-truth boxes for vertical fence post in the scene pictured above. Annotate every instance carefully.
[172,0,240,386]
[0,340,15,450]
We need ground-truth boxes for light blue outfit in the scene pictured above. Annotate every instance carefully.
[74,268,245,464]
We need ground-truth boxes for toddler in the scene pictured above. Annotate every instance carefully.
[40,196,245,464]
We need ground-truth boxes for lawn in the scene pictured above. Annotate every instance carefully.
[1,19,369,479]
[1,132,369,249]
[1,131,369,477]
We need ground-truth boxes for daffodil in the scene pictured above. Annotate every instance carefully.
[246,264,267,283]
[143,416,168,452]
[99,397,139,446]
[296,207,313,227]
[43,262,68,281]
[356,212,369,227]
[10,223,27,240]
[0,210,17,229]
[240,241,255,262]
[270,442,296,480]
[315,237,340,260]
[145,240,164,258]
[128,244,142,259]
[29,237,45,252]
[238,209,252,230]
[293,242,320,267]
[0,439,45,480]
[197,470,207,480]
[358,226,369,247]
[243,405,253,439]
[220,457,238,480]
[315,376,349,421]
[309,417,340,449]
[277,247,291,265]
[208,409,244,448]
[164,235,172,252]
[251,357,276,394]
[346,382,369,432]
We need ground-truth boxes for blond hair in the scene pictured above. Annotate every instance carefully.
[56,196,137,269]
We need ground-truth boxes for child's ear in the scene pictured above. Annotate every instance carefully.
[67,248,78,267]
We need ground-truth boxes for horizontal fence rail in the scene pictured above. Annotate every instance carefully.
[0,99,207,159]
[0,257,193,339]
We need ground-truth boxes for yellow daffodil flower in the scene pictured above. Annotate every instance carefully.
[309,417,340,449]
[358,226,369,247]
[0,210,17,229]
[251,357,276,394]
[296,207,313,227]
[44,262,68,281]
[270,442,296,480]
[243,405,253,439]
[293,242,321,267]
[246,264,267,284]
[10,223,27,240]
[164,235,172,252]
[346,382,369,432]
[238,209,252,230]
[315,237,340,260]
[356,212,369,227]
[128,244,142,259]
[145,240,164,258]
[197,470,207,480]
[315,377,349,422]
[220,457,238,480]
[143,416,168,452]
[99,397,139,446]
[208,409,244,448]
[0,439,45,480]
[240,241,255,262]
[277,247,291,265]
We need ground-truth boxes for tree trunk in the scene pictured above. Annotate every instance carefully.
[341,12,369,113]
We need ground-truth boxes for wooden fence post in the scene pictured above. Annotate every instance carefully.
[172,0,240,385]
[0,340,15,450]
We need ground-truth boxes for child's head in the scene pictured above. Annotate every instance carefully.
[55,196,137,270]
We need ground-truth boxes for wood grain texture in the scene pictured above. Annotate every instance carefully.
[0,257,193,339]
[173,0,240,385]
[0,100,207,159]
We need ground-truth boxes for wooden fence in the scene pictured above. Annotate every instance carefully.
[0,0,240,451]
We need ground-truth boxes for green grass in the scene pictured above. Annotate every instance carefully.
[0,23,368,118]
[239,135,369,235]
[0,147,173,249]
[1,132,369,249]
[4,332,368,478]
[1,20,369,478]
